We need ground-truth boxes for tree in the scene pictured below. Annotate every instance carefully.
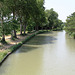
[48,8,58,29]
[65,12,75,39]
[31,0,45,31]
[5,0,19,38]
[45,8,63,30]
[0,0,10,42]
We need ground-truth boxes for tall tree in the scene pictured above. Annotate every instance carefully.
[0,0,10,42]
[5,0,19,38]
[48,8,58,29]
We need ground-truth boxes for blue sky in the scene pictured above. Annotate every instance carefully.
[44,0,75,22]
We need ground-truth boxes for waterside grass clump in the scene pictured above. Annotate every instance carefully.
[0,30,48,65]
[0,51,8,63]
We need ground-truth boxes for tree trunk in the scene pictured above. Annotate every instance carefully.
[35,25,38,31]
[23,25,26,35]
[11,30,14,39]
[11,8,17,38]
[1,34,5,42]
[20,24,23,35]
[14,29,17,38]
[20,18,23,35]
[1,12,5,42]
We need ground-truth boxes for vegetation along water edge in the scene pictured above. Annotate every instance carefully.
[0,30,49,66]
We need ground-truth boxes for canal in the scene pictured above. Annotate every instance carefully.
[0,31,75,75]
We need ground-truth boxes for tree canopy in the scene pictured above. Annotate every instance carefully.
[45,8,63,30]
[0,0,63,43]
[65,12,75,39]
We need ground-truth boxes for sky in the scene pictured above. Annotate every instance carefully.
[44,0,75,22]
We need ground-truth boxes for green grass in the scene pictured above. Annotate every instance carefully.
[0,51,8,62]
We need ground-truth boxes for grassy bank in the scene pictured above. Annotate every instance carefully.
[0,30,48,64]
[0,51,8,62]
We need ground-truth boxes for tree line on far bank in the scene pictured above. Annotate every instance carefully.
[65,12,75,39]
[0,0,63,43]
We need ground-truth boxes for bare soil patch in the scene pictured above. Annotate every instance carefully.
[0,33,34,51]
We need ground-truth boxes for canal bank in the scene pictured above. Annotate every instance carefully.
[0,30,48,66]
[0,30,75,75]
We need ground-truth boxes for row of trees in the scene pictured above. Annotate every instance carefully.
[45,8,63,30]
[65,12,75,39]
[0,0,63,43]
[0,0,46,42]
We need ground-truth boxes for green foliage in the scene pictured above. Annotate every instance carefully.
[45,8,63,30]
[2,22,11,35]
[26,19,35,32]
[10,19,19,30]
[0,0,63,43]
[65,12,75,38]
[0,51,8,62]
[0,0,45,40]
[0,19,18,36]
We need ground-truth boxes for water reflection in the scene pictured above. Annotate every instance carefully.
[0,31,75,75]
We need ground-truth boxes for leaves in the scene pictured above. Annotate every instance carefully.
[66,12,75,33]
[45,8,63,30]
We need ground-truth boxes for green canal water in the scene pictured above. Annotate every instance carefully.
[0,31,75,75]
